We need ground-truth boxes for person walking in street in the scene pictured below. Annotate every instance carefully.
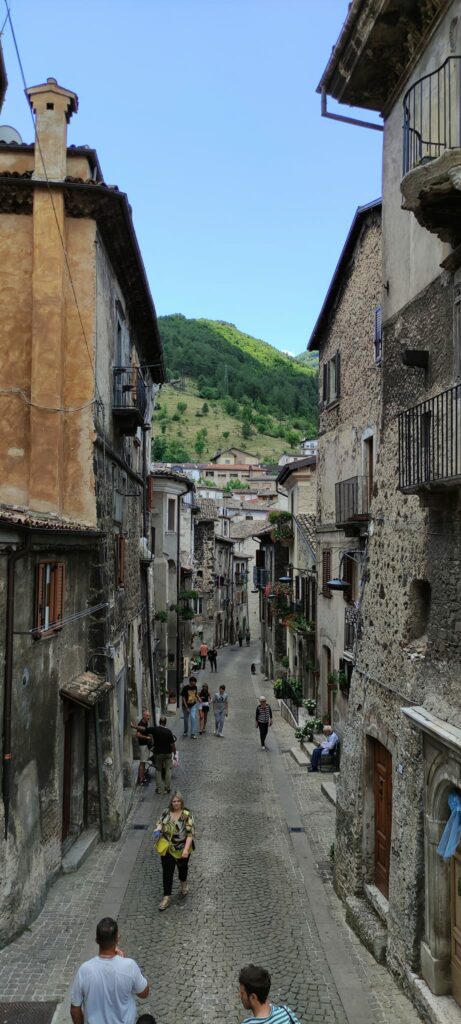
[181,675,198,739]
[238,629,243,647]
[70,917,149,1024]
[307,724,339,772]
[207,646,218,672]
[198,681,211,734]
[154,792,195,911]
[213,684,229,737]
[131,710,152,786]
[238,964,302,1024]
[199,640,208,669]
[245,628,251,646]
[255,696,272,750]
[147,716,176,794]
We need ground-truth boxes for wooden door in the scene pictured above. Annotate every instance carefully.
[452,849,461,1007]
[374,740,392,899]
[62,704,73,841]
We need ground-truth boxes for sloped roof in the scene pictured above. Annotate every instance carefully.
[231,520,268,540]
[195,498,218,521]
[277,456,316,486]
[307,200,381,352]
[0,504,101,536]
[295,514,316,554]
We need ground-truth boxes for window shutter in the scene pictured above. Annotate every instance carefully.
[295,575,301,602]
[322,550,331,597]
[52,563,65,628]
[256,548,264,567]
[374,306,382,343]
[322,362,328,405]
[335,352,341,400]
[35,562,46,631]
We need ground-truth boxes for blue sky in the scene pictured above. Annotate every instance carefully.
[1,0,382,356]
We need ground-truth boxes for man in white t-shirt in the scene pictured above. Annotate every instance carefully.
[70,917,149,1024]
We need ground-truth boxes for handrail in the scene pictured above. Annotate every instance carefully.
[403,56,461,175]
[398,383,461,489]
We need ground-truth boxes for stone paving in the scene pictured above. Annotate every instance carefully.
[0,643,422,1024]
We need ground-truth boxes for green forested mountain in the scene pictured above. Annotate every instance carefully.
[153,315,318,464]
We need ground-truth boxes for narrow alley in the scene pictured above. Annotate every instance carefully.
[0,646,420,1024]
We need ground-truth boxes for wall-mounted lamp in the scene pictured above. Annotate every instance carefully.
[327,549,365,593]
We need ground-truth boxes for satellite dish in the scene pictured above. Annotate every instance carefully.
[0,125,23,144]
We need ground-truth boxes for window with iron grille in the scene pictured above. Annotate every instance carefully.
[322,549,332,598]
[35,561,65,636]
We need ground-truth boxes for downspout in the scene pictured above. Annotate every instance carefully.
[142,426,156,726]
[176,495,181,708]
[320,87,383,132]
[3,538,29,840]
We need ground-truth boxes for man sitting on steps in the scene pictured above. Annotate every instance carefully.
[308,724,339,773]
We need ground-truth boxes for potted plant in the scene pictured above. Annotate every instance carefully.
[154,610,167,623]
[303,698,317,715]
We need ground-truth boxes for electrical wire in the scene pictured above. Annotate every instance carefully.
[3,0,102,407]
[0,386,97,414]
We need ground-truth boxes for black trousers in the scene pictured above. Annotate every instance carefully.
[161,852,189,895]
[258,723,269,746]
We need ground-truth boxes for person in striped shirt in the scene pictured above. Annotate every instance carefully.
[238,964,301,1024]
[255,696,272,750]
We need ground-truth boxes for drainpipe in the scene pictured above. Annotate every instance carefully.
[142,426,156,726]
[3,538,29,840]
[176,496,181,708]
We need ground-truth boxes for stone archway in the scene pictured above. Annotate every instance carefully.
[421,751,461,996]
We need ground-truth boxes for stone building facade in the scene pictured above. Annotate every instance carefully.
[0,74,163,944]
[307,202,382,735]
[319,2,461,1017]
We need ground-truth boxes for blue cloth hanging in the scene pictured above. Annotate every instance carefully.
[437,791,461,860]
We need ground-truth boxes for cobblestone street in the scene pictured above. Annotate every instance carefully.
[0,645,421,1024]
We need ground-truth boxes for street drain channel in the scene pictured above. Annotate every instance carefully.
[0,1003,57,1024]
[132,824,149,830]
[288,826,305,833]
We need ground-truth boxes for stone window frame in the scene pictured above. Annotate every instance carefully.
[322,352,341,408]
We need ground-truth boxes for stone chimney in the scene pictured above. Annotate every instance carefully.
[26,77,78,180]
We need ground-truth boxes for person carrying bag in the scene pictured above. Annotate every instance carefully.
[153,792,195,912]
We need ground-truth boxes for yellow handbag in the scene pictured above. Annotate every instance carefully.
[154,836,169,856]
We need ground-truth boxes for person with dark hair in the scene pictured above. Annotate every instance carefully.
[136,1015,156,1024]
[255,696,272,750]
[207,646,218,672]
[198,681,211,734]
[238,964,301,1024]
[131,709,152,786]
[181,674,198,738]
[70,917,149,1024]
[147,715,176,794]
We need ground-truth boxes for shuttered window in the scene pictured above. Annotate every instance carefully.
[35,561,65,636]
[342,554,354,601]
[167,498,176,532]
[322,550,332,598]
[322,353,340,406]
[374,306,383,364]
[116,535,126,588]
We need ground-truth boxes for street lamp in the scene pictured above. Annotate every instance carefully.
[326,549,365,592]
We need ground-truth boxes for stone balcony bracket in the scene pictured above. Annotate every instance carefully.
[401,148,461,248]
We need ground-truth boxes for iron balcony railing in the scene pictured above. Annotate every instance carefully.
[113,366,148,421]
[253,567,269,589]
[403,56,461,175]
[335,476,369,526]
[398,384,461,490]
[344,605,360,655]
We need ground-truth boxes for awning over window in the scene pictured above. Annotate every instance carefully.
[60,672,113,709]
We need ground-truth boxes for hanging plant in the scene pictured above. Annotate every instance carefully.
[179,590,198,601]
[268,510,294,542]
[154,610,167,623]
[179,607,195,620]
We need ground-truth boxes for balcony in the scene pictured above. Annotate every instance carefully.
[401,57,461,246]
[113,366,148,435]
[344,605,360,656]
[335,476,369,531]
[253,567,269,590]
[398,384,461,492]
